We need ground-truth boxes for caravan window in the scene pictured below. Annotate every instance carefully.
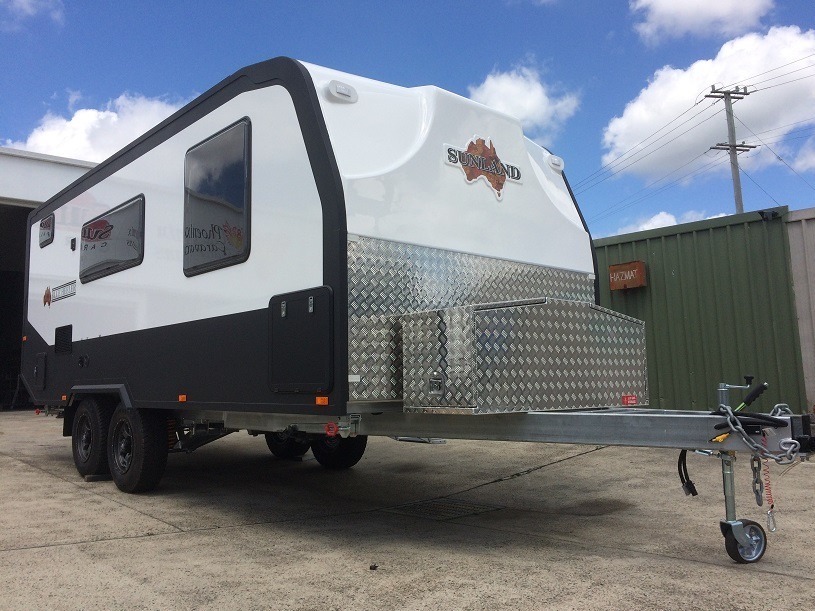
[79,195,145,283]
[39,214,55,248]
[183,118,251,276]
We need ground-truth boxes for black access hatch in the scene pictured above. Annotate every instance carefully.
[268,286,333,394]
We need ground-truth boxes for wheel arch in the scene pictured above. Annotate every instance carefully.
[64,385,131,437]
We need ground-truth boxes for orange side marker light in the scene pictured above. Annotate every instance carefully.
[178,394,187,403]
[315,396,329,406]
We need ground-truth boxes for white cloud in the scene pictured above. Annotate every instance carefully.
[5,94,183,162]
[0,0,63,30]
[601,27,815,183]
[616,210,727,234]
[66,89,82,112]
[630,0,774,44]
[468,63,579,145]
[794,137,815,172]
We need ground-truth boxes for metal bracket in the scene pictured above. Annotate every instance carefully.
[720,520,752,547]
[337,414,362,438]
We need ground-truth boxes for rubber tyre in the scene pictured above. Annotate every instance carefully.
[107,405,168,493]
[265,432,311,459]
[71,398,113,476]
[724,519,767,563]
[310,435,368,470]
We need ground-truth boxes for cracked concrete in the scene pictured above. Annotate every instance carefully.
[1,409,813,610]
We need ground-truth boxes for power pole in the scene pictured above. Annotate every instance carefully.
[705,86,757,214]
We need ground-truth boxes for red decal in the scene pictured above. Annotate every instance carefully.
[622,395,638,406]
[82,218,113,242]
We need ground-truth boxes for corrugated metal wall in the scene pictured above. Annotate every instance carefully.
[594,207,808,413]
[787,208,815,412]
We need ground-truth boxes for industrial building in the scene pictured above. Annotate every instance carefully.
[595,207,815,414]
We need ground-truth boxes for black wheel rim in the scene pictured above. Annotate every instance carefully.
[113,420,134,474]
[76,414,92,463]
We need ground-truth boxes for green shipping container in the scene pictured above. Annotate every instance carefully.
[594,207,807,413]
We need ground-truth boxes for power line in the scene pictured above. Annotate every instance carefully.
[745,117,815,137]
[585,151,708,220]
[739,167,782,206]
[589,157,729,223]
[743,128,815,147]
[589,154,730,222]
[753,72,815,92]
[744,62,815,88]
[582,53,815,226]
[582,54,815,190]
[733,113,815,192]
[572,103,698,188]
[576,102,720,191]
[575,105,723,195]
[573,98,718,189]
[722,52,815,89]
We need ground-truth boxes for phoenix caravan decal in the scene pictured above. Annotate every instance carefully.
[222,221,244,250]
[184,221,243,257]
[445,137,522,200]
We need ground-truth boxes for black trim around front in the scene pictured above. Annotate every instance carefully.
[22,57,349,416]
[562,172,600,305]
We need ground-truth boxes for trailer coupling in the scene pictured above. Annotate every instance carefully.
[701,381,813,563]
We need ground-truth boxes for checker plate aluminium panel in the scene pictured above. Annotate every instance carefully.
[347,236,596,403]
[401,299,648,413]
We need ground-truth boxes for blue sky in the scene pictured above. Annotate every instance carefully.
[2,0,814,237]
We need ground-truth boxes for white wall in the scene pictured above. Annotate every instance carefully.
[787,207,815,412]
[0,147,94,208]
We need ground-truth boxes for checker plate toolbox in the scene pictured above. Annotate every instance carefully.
[347,236,647,413]
[402,298,647,413]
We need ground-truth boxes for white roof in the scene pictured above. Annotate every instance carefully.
[0,146,95,208]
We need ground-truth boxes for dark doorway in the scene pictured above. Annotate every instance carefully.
[1,205,31,408]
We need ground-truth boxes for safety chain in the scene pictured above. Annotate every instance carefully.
[718,402,800,465]
[751,456,764,506]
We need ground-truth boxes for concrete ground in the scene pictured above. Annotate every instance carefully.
[0,410,812,610]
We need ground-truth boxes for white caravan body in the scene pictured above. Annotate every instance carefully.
[22,58,645,417]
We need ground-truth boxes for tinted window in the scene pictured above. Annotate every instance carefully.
[39,214,54,248]
[183,118,251,276]
[79,195,145,283]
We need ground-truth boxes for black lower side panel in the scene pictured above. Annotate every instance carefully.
[21,305,345,417]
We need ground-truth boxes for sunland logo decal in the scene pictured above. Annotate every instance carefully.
[82,218,113,242]
[445,137,522,200]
